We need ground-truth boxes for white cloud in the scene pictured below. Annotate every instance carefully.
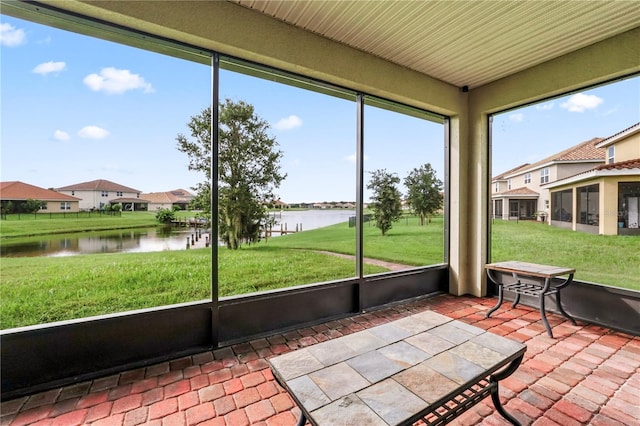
[274,115,303,130]
[509,113,524,122]
[535,102,554,111]
[32,61,67,75]
[78,126,110,139]
[0,23,26,47]
[83,67,154,94]
[560,93,603,112]
[53,130,70,141]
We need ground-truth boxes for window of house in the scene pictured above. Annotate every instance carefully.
[117,191,123,197]
[540,168,549,184]
[494,182,499,192]
[101,191,108,197]
[524,173,531,184]
[551,189,572,221]
[494,199,503,218]
[607,146,615,164]
[507,178,512,189]
[619,182,640,229]
[60,202,71,211]
[577,184,599,225]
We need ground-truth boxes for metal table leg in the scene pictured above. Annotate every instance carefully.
[295,413,306,426]
[539,280,553,338]
[489,354,524,426]
[485,269,504,317]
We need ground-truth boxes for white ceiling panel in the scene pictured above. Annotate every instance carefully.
[231,0,640,89]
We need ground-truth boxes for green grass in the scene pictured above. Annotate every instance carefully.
[1,213,638,329]
[491,220,640,289]
[0,211,159,239]
[260,215,445,266]
[0,247,386,329]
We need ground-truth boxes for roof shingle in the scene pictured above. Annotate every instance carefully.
[0,181,80,201]
[56,179,140,193]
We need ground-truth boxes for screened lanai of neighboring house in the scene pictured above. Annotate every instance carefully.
[1,0,639,410]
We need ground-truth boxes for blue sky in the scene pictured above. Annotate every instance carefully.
[2,16,638,203]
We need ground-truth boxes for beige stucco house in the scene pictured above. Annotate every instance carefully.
[0,181,81,213]
[492,138,606,220]
[142,189,194,211]
[545,122,640,235]
[56,179,148,211]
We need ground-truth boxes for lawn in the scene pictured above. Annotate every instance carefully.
[1,213,638,329]
[0,247,386,329]
[490,220,640,289]
[0,211,159,239]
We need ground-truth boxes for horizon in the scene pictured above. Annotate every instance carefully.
[1,15,638,205]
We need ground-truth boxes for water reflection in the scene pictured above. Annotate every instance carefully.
[0,227,206,258]
[269,209,354,233]
[1,210,354,258]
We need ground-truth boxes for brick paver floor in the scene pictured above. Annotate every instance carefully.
[1,294,639,425]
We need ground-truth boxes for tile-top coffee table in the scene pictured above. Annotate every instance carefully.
[269,311,526,426]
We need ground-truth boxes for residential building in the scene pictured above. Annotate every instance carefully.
[546,122,640,235]
[141,189,194,211]
[0,181,81,213]
[492,137,606,221]
[55,179,148,211]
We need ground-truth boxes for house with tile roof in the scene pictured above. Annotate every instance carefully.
[545,122,640,235]
[55,179,149,211]
[141,189,194,211]
[0,181,81,213]
[491,137,606,221]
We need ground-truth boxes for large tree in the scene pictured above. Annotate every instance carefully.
[176,99,286,249]
[404,163,443,225]
[367,169,402,235]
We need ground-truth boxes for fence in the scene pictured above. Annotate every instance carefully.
[0,211,122,220]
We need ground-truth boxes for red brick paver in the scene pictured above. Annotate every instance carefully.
[1,294,638,426]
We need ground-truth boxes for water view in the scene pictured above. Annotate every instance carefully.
[0,210,355,257]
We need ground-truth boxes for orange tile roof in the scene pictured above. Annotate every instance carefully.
[552,137,605,162]
[0,181,80,201]
[499,187,539,196]
[492,163,530,180]
[594,158,640,171]
[141,189,194,204]
[56,179,140,193]
[496,137,606,180]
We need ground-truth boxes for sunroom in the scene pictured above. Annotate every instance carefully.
[1,1,639,425]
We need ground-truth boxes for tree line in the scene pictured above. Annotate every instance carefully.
[177,99,443,249]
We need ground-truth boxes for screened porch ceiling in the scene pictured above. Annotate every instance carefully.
[231,0,640,89]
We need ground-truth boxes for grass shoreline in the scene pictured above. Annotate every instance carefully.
[1,213,638,329]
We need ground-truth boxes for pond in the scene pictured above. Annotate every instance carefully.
[0,209,355,257]
[0,227,208,258]
[268,209,355,233]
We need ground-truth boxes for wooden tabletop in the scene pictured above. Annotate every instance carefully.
[269,311,526,425]
[485,261,575,279]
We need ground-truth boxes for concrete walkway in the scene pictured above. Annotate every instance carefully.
[315,250,413,271]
